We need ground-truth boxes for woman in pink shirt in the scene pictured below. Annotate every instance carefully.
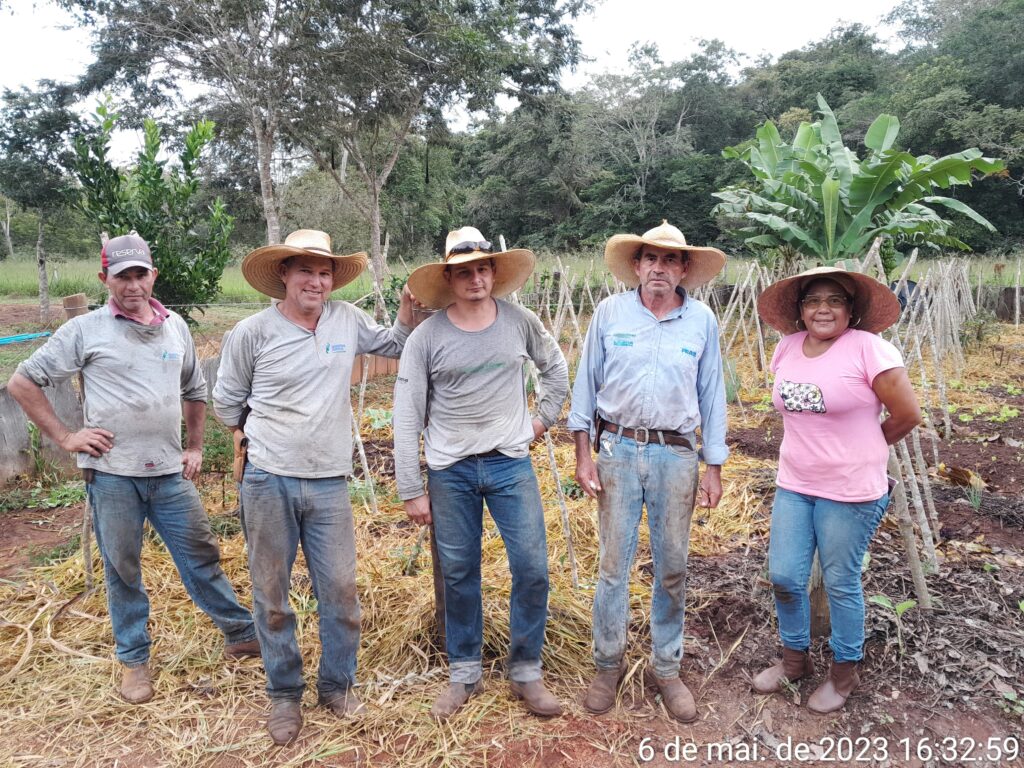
[752,267,921,714]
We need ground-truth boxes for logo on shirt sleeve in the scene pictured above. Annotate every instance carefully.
[778,379,826,413]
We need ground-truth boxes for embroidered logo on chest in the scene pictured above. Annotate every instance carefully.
[325,343,347,354]
[778,379,827,413]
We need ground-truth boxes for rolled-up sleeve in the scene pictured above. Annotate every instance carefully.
[695,316,729,465]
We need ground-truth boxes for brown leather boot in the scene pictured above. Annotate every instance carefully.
[267,700,303,746]
[120,663,154,704]
[807,661,860,714]
[648,672,697,723]
[582,662,626,714]
[510,679,563,717]
[430,681,483,721]
[752,647,814,694]
[318,689,366,718]
[224,638,262,660]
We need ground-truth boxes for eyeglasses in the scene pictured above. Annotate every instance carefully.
[447,240,492,256]
[800,294,850,309]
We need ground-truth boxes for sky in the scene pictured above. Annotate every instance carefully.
[0,0,904,149]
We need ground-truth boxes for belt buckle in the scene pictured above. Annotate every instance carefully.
[634,427,650,445]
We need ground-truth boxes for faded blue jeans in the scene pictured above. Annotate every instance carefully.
[593,432,698,679]
[87,470,256,666]
[768,488,889,662]
[428,454,550,685]
[239,464,359,701]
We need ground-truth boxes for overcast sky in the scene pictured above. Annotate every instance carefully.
[1,0,904,92]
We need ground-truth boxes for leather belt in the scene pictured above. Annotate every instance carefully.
[597,418,693,450]
[471,449,504,459]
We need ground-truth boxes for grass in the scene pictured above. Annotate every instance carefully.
[28,534,82,567]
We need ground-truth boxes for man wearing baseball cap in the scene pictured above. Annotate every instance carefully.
[8,232,259,705]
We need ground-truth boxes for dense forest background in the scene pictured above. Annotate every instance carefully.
[1,0,1022,265]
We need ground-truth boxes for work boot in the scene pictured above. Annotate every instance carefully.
[752,647,814,694]
[583,662,627,714]
[430,681,483,721]
[120,663,154,704]
[510,679,563,717]
[807,661,860,714]
[318,689,366,718]
[267,700,303,746]
[648,671,697,723]
[224,638,262,660]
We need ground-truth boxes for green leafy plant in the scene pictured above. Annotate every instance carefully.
[869,593,918,653]
[999,690,1024,719]
[73,103,234,323]
[29,480,85,508]
[364,408,393,430]
[988,405,1020,423]
[966,484,984,511]
[713,94,1004,270]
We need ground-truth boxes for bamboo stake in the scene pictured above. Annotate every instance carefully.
[887,450,933,609]
[898,439,937,572]
[910,428,940,545]
[351,408,379,515]
[545,433,579,589]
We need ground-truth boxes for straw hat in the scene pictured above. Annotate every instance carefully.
[604,220,726,290]
[757,266,901,334]
[241,229,367,299]
[407,226,535,309]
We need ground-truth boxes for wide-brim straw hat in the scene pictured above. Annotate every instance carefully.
[757,266,901,334]
[242,229,367,300]
[604,220,727,290]
[408,226,535,309]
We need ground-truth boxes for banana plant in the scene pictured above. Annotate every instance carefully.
[712,94,1005,268]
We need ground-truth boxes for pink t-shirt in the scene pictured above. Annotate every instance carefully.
[770,328,904,502]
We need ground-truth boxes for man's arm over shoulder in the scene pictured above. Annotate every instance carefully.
[350,302,412,359]
[695,306,729,466]
[212,321,255,426]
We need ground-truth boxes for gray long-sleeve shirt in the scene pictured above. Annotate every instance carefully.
[213,301,410,479]
[16,305,206,477]
[392,299,569,500]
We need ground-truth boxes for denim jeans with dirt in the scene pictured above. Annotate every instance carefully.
[428,453,550,685]
[240,465,360,701]
[767,487,889,662]
[88,470,256,666]
[592,432,699,679]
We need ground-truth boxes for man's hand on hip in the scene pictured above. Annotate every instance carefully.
[61,427,114,457]
[404,494,432,525]
[698,465,722,508]
[181,447,203,481]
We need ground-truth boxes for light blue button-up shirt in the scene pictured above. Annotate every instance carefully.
[568,288,729,465]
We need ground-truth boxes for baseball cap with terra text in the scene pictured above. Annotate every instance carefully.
[102,233,153,275]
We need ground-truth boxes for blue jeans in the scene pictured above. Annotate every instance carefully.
[428,454,550,685]
[87,471,256,666]
[239,465,359,701]
[592,433,698,679]
[768,487,889,662]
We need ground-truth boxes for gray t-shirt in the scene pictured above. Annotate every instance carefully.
[393,299,568,500]
[213,301,410,479]
[16,306,206,477]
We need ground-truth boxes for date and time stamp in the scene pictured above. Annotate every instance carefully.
[637,735,1022,764]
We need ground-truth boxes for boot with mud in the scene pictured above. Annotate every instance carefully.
[582,661,626,714]
[318,689,366,718]
[224,637,262,660]
[752,647,814,694]
[267,699,303,746]
[120,662,154,704]
[430,681,483,721]
[807,660,860,714]
[509,679,563,717]
[647,670,697,723]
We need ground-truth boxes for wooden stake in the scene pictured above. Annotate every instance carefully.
[887,450,933,609]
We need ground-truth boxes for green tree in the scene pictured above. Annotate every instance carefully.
[0,84,80,318]
[712,95,1004,273]
[72,105,235,322]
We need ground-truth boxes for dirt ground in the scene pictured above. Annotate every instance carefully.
[1,313,1022,767]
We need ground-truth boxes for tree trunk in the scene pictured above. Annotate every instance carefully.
[2,197,13,260]
[368,188,387,321]
[251,111,281,245]
[36,217,50,323]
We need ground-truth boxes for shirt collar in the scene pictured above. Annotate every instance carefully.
[108,296,170,326]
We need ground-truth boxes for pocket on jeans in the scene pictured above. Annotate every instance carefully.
[242,464,269,486]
